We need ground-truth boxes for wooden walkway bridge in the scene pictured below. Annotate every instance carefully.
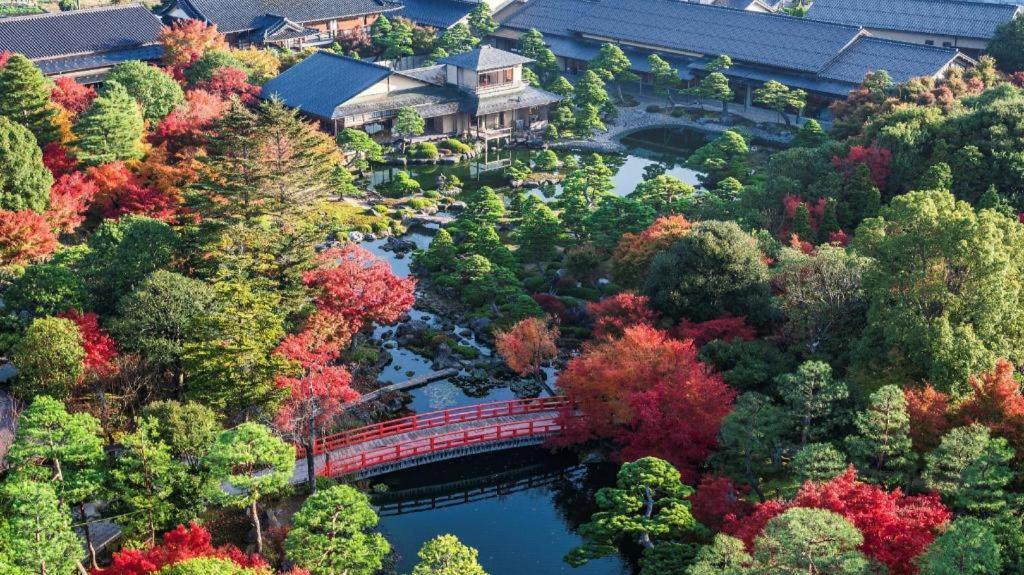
[291,397,571,483]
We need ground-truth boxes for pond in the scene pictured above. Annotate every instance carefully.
[353,128,717,575]
[372,447,631,575]
[370,125,711,200]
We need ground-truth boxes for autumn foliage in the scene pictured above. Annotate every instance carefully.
[91,523,266,575]
[302,244,416,347]
[832,144,892,189]
[904,385,951,453]
[956,358,1024,457]
[495,316,559,378]
[723,468,950,575]
[611,215,690,284]
[51,77,97,117]
[556,325,735,481]
[674,314,755,347]
[47,172,98,233]
[159,20,228,70]
[586,292,659,340]
[0,209,58,265]
[58,309,118,378]
[274,330,359,439]
[690,474,753,532]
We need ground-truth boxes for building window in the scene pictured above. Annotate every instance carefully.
[329,19,338,31]
[943,41,953,47]
[478,68,515,88]
[924,40,934,45]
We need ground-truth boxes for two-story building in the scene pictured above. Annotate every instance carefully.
[261,45,561,139]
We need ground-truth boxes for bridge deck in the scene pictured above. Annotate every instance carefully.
[291,411,560,484]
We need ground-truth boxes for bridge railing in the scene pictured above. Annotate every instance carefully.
[297,396,570,458]
[316,417,563,477]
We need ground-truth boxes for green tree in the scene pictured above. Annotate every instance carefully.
[574,70,609,109]
[588,195,656,251]
[10,317,84,401]
[919,162,953,191]
[0,479,82,575]
[519,29,560,86]
[566,457,701,574]
[753,80,806,126]
[183,50,246,85]
[0,53,59,145]
[3,263,88,316]
[515,196,562,265]
[284,485,391,575]
[107,417,187,544]
[80,215,178,314]
[630,174,696,214]
[467,3,498,37]
[182,280,290,419]
[105,60,186,122]
[644,220,771,323]
[394,106,425,150]
[0,116,53,212]
[557,157,614,239]
[923,424,1015,516]
[648,54,679,105]
[6,395,105,566]
[206,422,293,554]
[917,517,1002,575]
[792,119,828,148]
[852,190,1024,393]
[436,23,478,55]
[688,534,750,575]
[382,19,415,60]
[772,245,868,364]
[464,185,506,224]
[845,385,914,487]
[416,227,457,273]
[987,14,1024,73]
[792,443,847,484]
[72,80,145,165]
[695,72,733,113]
[156,557,259,575]
[140,400,221,469]
[111,271,217,394]
[370,15,393,49]
[574,102,605,138]
[776,361,850,446]
[752,508,868,574]
[716,392,791,501]
[591,43,639,102]
[413,535,488,575]
[686,130,749,187]
[338,128,385,172]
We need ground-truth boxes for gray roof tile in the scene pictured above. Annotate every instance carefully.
[177,0,400,33]
[806,0,1020,40]
[439,45,533,71]
[261,51,391,118]
[0,4,162,61]
[397,0,477,28]
[501,0,602,37]
[818,35,961,83]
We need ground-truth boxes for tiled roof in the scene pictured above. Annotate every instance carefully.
[397,0,477,28]
[176,0,400,33]
[261,51,391,119]
[818,36,961,84]
[0,4,162,61]
[806,0,1019,40]
[37,45,165,76]
[439,45,533,71]
[501,0,602,37]
[333,85,462,118]
[569,0,863,73]
[465,85,562,115]
[543,35,695,79]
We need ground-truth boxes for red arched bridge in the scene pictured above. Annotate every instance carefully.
[291,397,571,483]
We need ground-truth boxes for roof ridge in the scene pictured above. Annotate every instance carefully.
[0,3,150,21]
[855,33,961,53]
[650,0,863,31]
[811,0,1019,10]
[314,49,394,71]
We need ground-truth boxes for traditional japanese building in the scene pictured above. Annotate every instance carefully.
[805,0,1021,55]
[261,45,560,138]
[162,0,403,47]
[0,4,164,84]
[493,0,975,118]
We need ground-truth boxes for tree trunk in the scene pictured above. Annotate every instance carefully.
[305,439,316,494]
[251,500,264,554]
[616,82,625,104]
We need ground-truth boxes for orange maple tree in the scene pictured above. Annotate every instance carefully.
[495,316,559,383]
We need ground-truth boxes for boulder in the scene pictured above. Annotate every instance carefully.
[347,231,365,242]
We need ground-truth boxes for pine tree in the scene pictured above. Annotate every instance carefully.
[845,385,914,487]
[0,53,59,145]
[370,15,392,50]
[776,361,850,446]
[0,479,82,575]
[284,485,390,575]
[515,196,562,264]
[792,119,827,148]
[820,198,840,241]
[918,517,1002,575]
[105,60,186,123]
[197,99,266,223]
[791,202,813,243]
[413,535,488,575]
[0,115,53,212]
[792,443,847,483]
[72,80,145,165]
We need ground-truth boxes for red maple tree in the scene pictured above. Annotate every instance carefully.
[724,468,950,575]
[151,89,227,153]
[46,172,98,234]
[58,310,118,378]
[42,142,78,177]
[904,385,951,453]
[302,244,416,347]
[158,20,228,71]
[0,209,58,265]
[832,144,892,189]
[195,67,259,103]
[556,325,735,480]
[586,292,659,340]
[51,77,97,117]
[955,358,1024,458]
[91,523,266,575]
[611,215,691,282]
[689,474,754,532]
[674,315,755,347]
[495,316,559,382]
